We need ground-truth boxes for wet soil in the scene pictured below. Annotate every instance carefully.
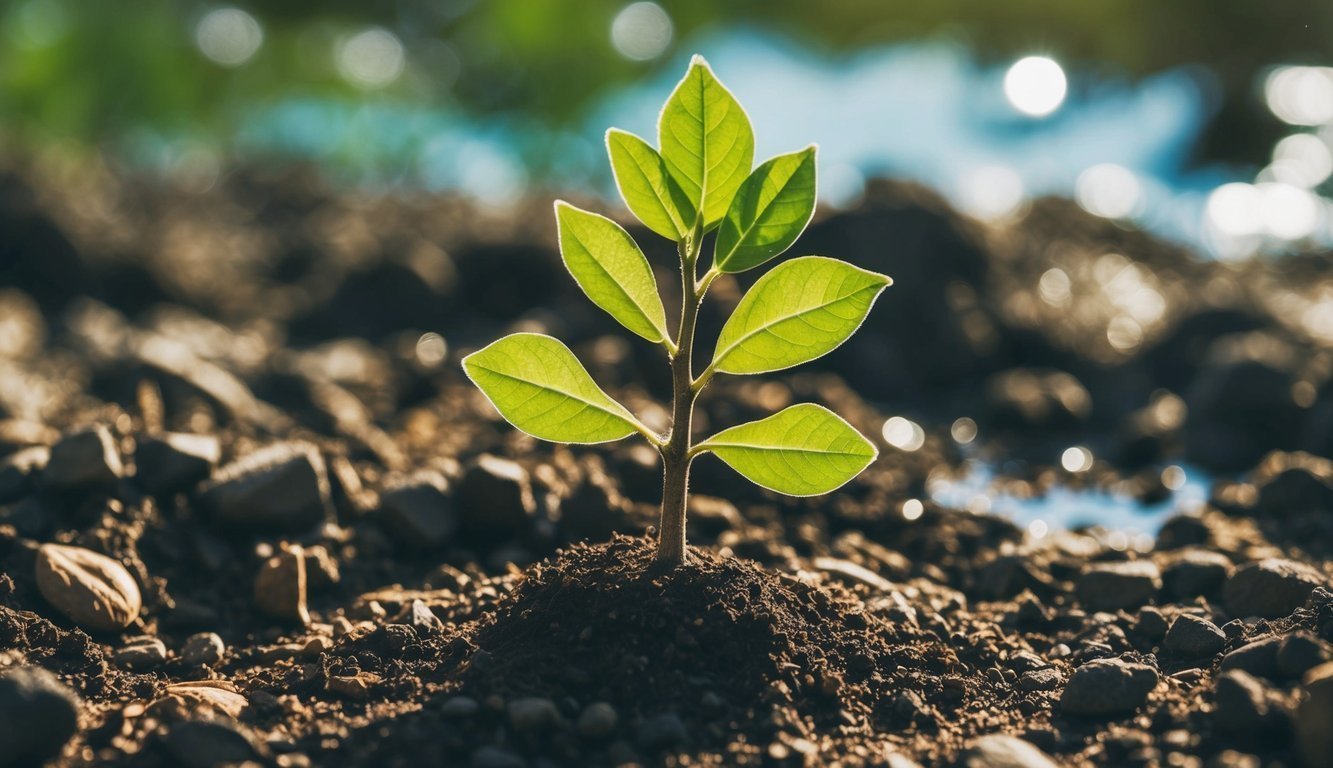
[0,159,1331,767]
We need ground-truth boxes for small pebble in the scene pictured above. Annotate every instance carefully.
[0,667,80,767]
[181,632,225,667]
[1061,658,1158,717]
[114,637,168,670]
[577,702,618,740]
[1164,614,1226,658]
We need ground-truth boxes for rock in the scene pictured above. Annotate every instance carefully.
[34,543,141,632]
[1136,606,1169,640]
[156,681,247,720]
[199,442,331,533]
[180,632,225,667]
[114,636,167,670]
[1277,632,1329,678]
[0,445,47,503]
[1252,451,1333,518]
[1077,561,1161,611]
[0,667,80,768]
[408,599,443,634]
[1162,549,1232,599]
[1164,614,1226,658]
[636,712,688,750]
[984,368,1092,430]
[961,734,1060,767]
[577,702,618,740]
[1221,635,1283,679]
[1223,558,1326,619]
[1019,668,1061,692]
[440,696,480,718]
[561,465,632,542]
[1213,670,1269,733]
[1060,658,1158,717]
[378,471,456,549]
[1184,336,1302,473]
[507,697,561,735]
[253,544,309,625]
[134,432,219,495]
[42,425,123,493]
[470,746,526,768]
[1297,661,1333,768]
[327,672,379,700]
[456,455,537,539]
[162,719,261,768]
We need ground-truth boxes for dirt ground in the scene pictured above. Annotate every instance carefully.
[1,158,1331,767]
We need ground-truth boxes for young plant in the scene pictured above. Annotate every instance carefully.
[464,56,891,568]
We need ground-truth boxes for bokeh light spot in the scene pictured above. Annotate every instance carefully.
[1265,66,1333,126]
[195,7,263,67]
[610,2,672,62]
[950,417,977,445]
[883,416,926,452]
[1060,446,1093,473]
[902,498,924,521]
[337,27,405,88]
[1075,163,1143,219]
[1004,56,1067,117]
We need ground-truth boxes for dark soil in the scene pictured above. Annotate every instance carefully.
[0,159,1331,767]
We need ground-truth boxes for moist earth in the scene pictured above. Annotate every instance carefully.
[1,161,1332,767]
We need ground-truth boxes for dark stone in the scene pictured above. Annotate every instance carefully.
[0,667,80,768]
[1162,549,1232,599]
[1213,670,1269,733]
[507,697,561,735]
[1184,334,1303,473]
[1019,668,1062,692]
[134,432,219,495]
[409,600,443,634]
[961,734,1060,768]
[42,425,122,493]
[1077,561,1161,611]
[378,471,456,549]
[199,442,331,533]
[162,719,261,768]
[0,445,47,504]
[635,712,688,751]
[1224,559,1327,619]
[1060,658,1158,717]
[113,637,167,670]
[180,632,225,667]
[1221,635,1284,679]
[1136,606,1169,640]
[1298,662,1333,768]
[1164,614,1226,658]
[1277,633,1330,679]
[456,455,537,540]
[984,368,1092,431]
[1252,452,1333,518]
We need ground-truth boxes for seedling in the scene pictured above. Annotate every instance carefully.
[464,56,891,568]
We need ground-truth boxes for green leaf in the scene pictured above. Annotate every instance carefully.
[658,55,755,230]
[713,146,818,274]
[606,129,695,241]
[694,404,878,496]
[462,333,646,444]
[710,256,891,375]
[555,201,670,344]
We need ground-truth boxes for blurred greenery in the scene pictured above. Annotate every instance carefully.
[2,0,1329,164]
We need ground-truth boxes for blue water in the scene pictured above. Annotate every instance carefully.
[927,459,1211,544]
[188,30,1268,253]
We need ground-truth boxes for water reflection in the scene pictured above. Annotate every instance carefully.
[928,459,1210,536]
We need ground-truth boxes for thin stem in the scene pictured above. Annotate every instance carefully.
[653,228,706,568]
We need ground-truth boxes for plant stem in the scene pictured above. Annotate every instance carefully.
[654,234,705,568]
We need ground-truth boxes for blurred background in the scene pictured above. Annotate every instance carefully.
[3,0,1333,257]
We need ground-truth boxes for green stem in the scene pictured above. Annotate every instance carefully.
[654,233,707,568]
